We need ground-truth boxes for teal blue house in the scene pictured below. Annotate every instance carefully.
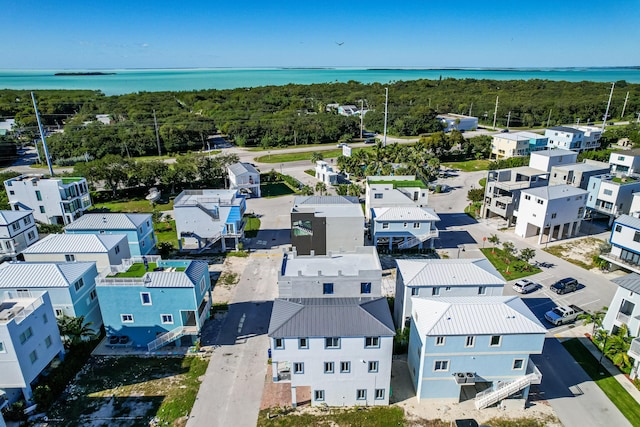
[95,257,212,351]
[407,296,545,408]
[65,213,156,256]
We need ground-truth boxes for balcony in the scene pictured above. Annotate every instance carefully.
[617,312,632,325]
[629,337,640,360]
[600,252,640,275]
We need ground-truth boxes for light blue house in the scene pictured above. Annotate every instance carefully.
[95,256,212,351]
[65,213,156,256]
[0,261,102,332]
[371,207,440,250]
[407,296,545,408]
[174,189,246,251]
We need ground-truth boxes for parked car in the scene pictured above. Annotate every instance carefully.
[512,278,538,294]
[337,142,347,147]
[550,277,579,294]
[364,138,376,144]
[544,304,583,326]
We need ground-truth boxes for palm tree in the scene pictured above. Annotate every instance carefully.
[310,152,324,164]
[488,234,500,254]
[315,182,327,195]
[58,314,97,349]
[578,307,607,335]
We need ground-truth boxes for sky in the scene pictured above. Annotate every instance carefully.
[3,0,640,69]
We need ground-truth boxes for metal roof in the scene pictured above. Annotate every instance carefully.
[283,248,380,277]
[23,233,127,253]
[494,131,547,141]
[0,210,33,225]
[99,260,208,288]
[268,297,395,338]
[64,213,151,230]
[614,214,640,231]
[294,195,359,205]
[611,273,640,294]
[0,261,95,288]
[531,148,577,157]
[373,207,440,222]
[549,126,583,135]
[552,161,609,172]
[396,258,504,287]
[228,162,259,176]
[521,184,588,200]
[412,296,546,336]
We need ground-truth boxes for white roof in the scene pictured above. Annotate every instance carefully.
[228,162,259,176]
[23,233,126,254]
[531,148,576,158]
[64,213,150,231]
[0,210,33,225]
[0,261,95,288]
[521,184,588,200]
[373,207,440,222]
[283,248,380,277]
[412,296,546,336]
[396,258,505,287]
[494,131,546,141]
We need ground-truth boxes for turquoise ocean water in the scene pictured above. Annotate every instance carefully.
[0,67,638,96]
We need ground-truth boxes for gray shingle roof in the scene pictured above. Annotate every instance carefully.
[0,261,95,288]
[268,297,395,338]
[396,258,505,287]
[412,296,546,336]
[23,233,127,253]
[612,273,640,294]
[0,210,33,225]
[64,213,150,230]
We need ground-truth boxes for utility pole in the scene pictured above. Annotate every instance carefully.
[621,91,630,119]
[468,102,473,117]
[153,109,162,156]
[506,111,511,129]
[637,112,640,124]
[294,130,297,146]
[360,99,364,139]
[31,92,54,176]
[492,96,499,130]
[546,109,553,128]
[602,82,615,131]
[383,87,389,147]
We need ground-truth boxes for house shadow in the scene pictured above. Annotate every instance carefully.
[245,228,291,249]
[435,230,477,249]
[200,300,274,347]
[521,297,558,328]
[437,212,479,228]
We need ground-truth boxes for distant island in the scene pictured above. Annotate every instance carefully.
[54,72,116,76]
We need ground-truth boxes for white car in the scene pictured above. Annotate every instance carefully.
[512,279,538,294]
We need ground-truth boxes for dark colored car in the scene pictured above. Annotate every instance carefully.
[550,277,579,294]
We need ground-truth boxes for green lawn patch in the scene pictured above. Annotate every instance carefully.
[368,179,427,189]
[261,182,296,197]
[442,159,492,172]
[257,406,405,427]
[110,262,157,277]
[47,356,208,426]
[92,198,174,213]
[244,215,261,238]
[255,149,344,163]
[465,201,483,219]
[304,169,315,177]
[60,177,84,184]
[562,338,640,427]
[154,219,178,246]
[479,247,542,280]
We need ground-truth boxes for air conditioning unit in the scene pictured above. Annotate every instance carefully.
[465,372,476,384]
[0,311,15,321]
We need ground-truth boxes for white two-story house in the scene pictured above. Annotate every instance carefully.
[0,210,38,258]
[365,176,428,221]
[228,162,261,198]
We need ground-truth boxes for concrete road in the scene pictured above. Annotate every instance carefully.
[531,338,631,427]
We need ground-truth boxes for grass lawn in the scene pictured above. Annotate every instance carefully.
[562,338,640,427]
[48,356,208,426]
[257,407,405,427]
[442,159,492,172]
[261,182,296,197]
[154,219,178,246]
[246,142,335,152]
[304,169,315,176]
[92,198,174,213]
[465,201,483,219]
[254,149,344,163]
[480,247,542,280]
[244,215,261,238]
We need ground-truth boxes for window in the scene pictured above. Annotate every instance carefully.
[490,335,502,347]
[74,278,85,292]
[434,360,449,371]
[375,389,385,400]
[24,216,31,225]
[324,362,335,373]
[435,336,445,346]
[200,278,206,294]
[65,254,75,262]
[513,359,525,370]
[19,327,33,344]
[27,231,35,240]
[524,195,531,200]
[293,362,304,374]
[29,350,38,364]
[140,292,152,305]
[382,222,389,229]
[365,337,380,348]
[35,190,42,201]
[314,390,325,401]
[42,313,48,324]
[432,287,440,296]
[298,337,308,349]
[11,222,20,231]
[325,337,340,349]
[356,389,367,400]
[411,287,419,296]
[115,245,120,254]
[368,361,379,372]
[274,338,284,349]
[403,222,408,228]
[55,309,64,317]
[465,336,475,347]
[45,335,52,348]
[413,222,420,229]
[0,342,5,353]
[8,190,14,195]
[536,199,543,205]
[634,231,640,243]
[374,193,383,199]
[89,289,97,302]
[323,283,334,295]
[340,361,351,373]
[121,314,134,323]
[39,206,45,213]
[551,213,557,219]
[161,314,174,324]
[603,189,613,196]
[360,282,372,294]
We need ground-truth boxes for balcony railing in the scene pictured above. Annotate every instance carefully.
[629,337,640,359]
[617,312,632,324]
[600,252,640,274]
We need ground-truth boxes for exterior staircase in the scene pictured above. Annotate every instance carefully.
[147,326,198,352]
[398,229,439,249]
[474,370,541,409]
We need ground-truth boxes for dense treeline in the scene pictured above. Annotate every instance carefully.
[1,78,638,161]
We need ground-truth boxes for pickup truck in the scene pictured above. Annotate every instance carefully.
[544,305,583,326]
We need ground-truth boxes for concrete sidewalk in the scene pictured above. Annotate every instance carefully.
[556,323,640,403]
